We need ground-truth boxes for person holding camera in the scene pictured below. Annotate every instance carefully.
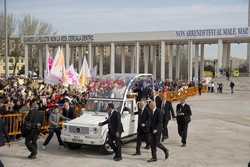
[176,98,192,147]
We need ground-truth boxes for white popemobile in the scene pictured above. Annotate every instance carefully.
[61,73,154,154]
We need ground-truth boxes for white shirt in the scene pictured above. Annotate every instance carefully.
[152,107,157,115]
[141,104,146,115]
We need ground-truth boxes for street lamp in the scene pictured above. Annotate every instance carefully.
[4,0,9,78]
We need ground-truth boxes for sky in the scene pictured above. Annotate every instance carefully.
[1,0,249,60]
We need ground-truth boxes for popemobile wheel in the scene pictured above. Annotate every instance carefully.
[100,135,114,155]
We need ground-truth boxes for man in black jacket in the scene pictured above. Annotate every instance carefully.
[176,98,192,147]
[198,82,203,96]
[230,81,235,94]
[133,97,151,156]
[134,81,150,102]
[0,118,11,147]
[0,118,12,167]
[147,101,169,162]
[159,94,175,142]
[62,101,75,120]
[99,103,123,161]
[24,103,43,159]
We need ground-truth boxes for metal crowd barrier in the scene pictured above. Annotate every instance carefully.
[160,85,207,101]
[0,103,86,136]
[0,85,206,136]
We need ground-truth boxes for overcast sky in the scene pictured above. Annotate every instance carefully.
[1,0,249,60]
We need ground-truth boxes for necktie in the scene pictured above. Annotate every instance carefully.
[108,112,112,128]
[161,101,165,114]
[141,109,144,116]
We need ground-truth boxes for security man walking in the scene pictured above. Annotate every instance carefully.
[99,103,123,161]
[176,98,192,147]
[160,94,175,142]
[133,97,151,156]
[147,101,169,162]
[24,102,43,159]
[0,118,12,167]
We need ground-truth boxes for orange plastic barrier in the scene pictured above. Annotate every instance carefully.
[159,85,207,102]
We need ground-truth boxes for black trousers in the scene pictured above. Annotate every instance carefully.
[43,128,62,146]
[108,131,122,159]
[231,87,234,94]
[135,128,150,153]
[199,88,202,95]
[150,133,168,159]
[25,130,39,156]
[162,118,169,139]
[178,123,189,144]
[0,160,4,167]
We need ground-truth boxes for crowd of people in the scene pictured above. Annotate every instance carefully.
[0,76,198,163]
[0,77,90,116]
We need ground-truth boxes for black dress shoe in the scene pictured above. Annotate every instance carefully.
[144,145,150,150]
[161,138,164,142]
[114,157,122,161]
[181,143,186,147]
[132,152,141,156]
[113,155,117,160]
[28,155,36,159]
[165,150,169,159]
[147,158,157,162]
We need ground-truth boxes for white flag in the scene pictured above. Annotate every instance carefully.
[66,64,79,85]
[78,56,91,86]
[50,46,66,83]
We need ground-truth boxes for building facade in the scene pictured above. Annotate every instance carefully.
[21,27,250,81]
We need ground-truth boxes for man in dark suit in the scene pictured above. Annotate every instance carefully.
[134,81,150,102]
[0,118,12,167]
[160,94,175,142]
[198,82,203,96]
[176,98,192,147]
[24,102,43,159]
[150,90,161,107]
[99,103,123,161]
[0,118,11,148]
[62,101,75,120]
[133,97,151,156]
[147,101,169,162]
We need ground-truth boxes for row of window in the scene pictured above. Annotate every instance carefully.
[2,66,20,70]
[2,58,24,63]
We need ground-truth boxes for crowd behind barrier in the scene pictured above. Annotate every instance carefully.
[0,82,207,137]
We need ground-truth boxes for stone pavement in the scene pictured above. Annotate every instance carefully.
[1,90,250,167]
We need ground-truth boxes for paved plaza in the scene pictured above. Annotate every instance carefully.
[1,90,250,167]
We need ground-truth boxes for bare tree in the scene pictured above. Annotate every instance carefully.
[18,14,57,36]
[0,13,17,61]
[18,14,57,74]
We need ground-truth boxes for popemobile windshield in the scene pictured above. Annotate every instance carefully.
[61,73,154,154]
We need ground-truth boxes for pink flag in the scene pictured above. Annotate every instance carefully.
[47,51,53,73]
[48,55,53,72]
[66,64,79,85]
